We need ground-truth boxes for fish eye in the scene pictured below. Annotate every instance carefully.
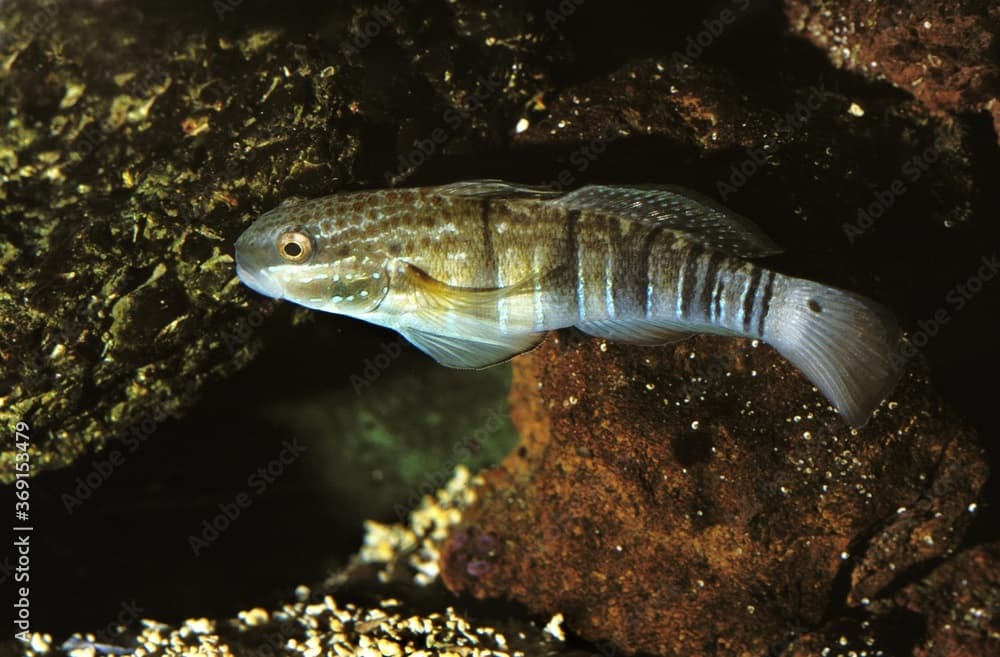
[277,231,313,262]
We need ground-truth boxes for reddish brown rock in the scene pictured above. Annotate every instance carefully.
[889,541,1000,657]
[440,332,988,656]
[784,541,1000,657]
[512,61,766,154]
[785,0,1000,142]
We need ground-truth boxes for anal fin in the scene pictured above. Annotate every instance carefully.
[576,319,693,345]
[400,326,545,369]
[555,185,783,258]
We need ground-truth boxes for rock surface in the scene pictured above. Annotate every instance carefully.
[886,540,1000,657]
[440,333,988,655]
[2,2,997,656]
[0,0,554,481]
[781,540,1000,657]
[19,468,588,657]
[785,0,1000,143]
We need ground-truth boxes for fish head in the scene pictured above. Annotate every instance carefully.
[234,201,390,315]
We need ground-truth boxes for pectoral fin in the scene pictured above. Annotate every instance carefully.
[393,261,551,368]
[394,261,520,320]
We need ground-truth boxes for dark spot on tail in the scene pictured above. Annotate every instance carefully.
[808,299,823,313]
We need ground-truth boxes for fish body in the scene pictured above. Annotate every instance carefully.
[235,181,901,426]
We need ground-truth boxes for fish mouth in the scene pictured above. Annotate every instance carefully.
[236,262,284,299]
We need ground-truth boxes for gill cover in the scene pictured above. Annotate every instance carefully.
[261,227,390,314]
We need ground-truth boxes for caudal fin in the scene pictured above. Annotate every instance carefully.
[768,279,901,427]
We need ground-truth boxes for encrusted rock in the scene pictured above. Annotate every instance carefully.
[0,0,555,481]
[785,0,1000,142]
[441,333,988,656]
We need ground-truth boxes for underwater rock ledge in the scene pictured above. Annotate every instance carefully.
[441,333,990,656]
[785,0,1000,143]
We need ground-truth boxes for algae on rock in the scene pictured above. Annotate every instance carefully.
[0,0,554,482]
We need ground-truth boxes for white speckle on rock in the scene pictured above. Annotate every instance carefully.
[543,613,566,642]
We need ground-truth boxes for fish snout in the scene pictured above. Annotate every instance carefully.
[235,261,284,299]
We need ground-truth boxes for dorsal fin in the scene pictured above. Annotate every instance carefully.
[434,179,564,200]
[555,185,783,258]
[434,180,782,258]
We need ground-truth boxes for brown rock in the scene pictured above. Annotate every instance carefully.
[784,541,1000,657]
[889,541,1000,657]
[440,332,988,656]
[785,0,1000,142]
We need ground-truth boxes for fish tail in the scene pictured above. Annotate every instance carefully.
[766,278,901,426]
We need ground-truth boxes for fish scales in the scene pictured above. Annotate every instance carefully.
[404,198,698,332]
[235,180,902,426]
[305,195,765,353]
